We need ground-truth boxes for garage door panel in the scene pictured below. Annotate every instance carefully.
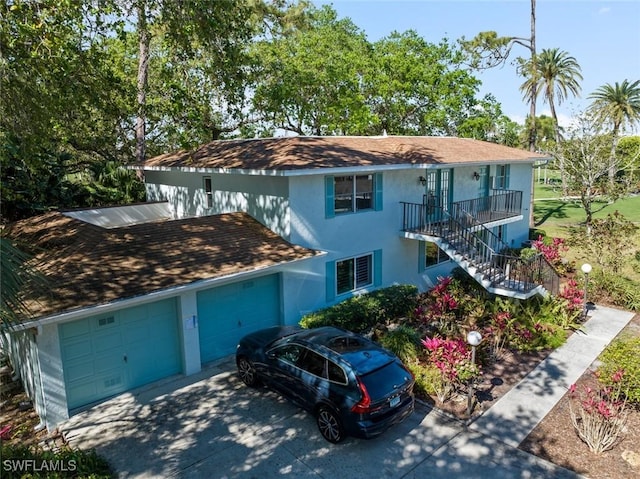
[198,274,281,363]
[61,339,93,361]
[59,319,90,339]
[60,298,181,410]
[93,331,123,353]
[65,361,96,383]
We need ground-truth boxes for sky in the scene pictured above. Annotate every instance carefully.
[315,0,640,129]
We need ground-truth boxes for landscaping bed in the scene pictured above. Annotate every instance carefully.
[3,283,638,478]
[519,312,640,479]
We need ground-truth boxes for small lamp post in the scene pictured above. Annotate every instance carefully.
[466,330,482,417]
[581,263,592,317]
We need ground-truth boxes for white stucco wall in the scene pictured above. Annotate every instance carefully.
[35,323,69,430]
[144,170,290,238]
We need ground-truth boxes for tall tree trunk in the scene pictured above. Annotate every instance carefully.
[548,94,568,197]
[136,1,150,164]
[528,0,537,153]
[608,124,620,187]
[528,0,537,228]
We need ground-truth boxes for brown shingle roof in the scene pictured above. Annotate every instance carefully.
[5,211,320,319]
[140,136,548,170]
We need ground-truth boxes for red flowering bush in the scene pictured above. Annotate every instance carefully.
[483,310,513,359]
[421,336,480,402]
[568,369,628,453]
[559,279,584,314]
[532,235,568,265]
[413,276,479,337]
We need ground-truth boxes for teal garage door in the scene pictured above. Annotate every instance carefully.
[59,298,181,410]
[197,274,281,363]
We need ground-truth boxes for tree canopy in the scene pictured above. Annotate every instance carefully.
[2,1,526,222]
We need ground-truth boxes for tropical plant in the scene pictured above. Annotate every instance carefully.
[0,237,48,327]
[461,0,539,151]
[379,325,421,364]
[518,48,582,142]
[598,336,640,404]
[589,79,640,185]
[518,48,582,195]
[568,370,628,453]
[421,336,480,403]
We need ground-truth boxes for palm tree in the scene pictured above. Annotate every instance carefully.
[519,48,583,196]
[519,48,583,143]
[589,79,640,185]
[0,237,47,327]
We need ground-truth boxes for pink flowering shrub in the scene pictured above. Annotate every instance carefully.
[421,336,480,402]
[413,276,483,337]
[532,235,568,266]
[568,370,628,453]
[530,234,576,275]
[481,308,550,357]
[559,279,584,314]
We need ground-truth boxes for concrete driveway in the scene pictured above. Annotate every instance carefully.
[61,356,581,479]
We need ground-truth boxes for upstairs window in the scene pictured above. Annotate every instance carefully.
[203,176,213,208]
[334,175,372,213]
[494,165,510,190]
[325,173,382,217]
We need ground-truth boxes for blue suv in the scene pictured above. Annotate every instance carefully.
[236,325,415,443]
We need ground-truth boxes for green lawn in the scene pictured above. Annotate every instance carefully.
[533,194,640,238]
[533,193,640,282]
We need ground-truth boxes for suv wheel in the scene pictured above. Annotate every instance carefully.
[237,357,259,387]
[316,407,345,443]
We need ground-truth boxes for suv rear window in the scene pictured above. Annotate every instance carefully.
[359,361,411,401]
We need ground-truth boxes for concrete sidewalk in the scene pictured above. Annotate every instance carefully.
[469,304,635,448]
[60,304,635,478]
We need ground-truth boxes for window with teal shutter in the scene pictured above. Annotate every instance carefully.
[374,173,383,211]
[325,173,382,217]
[373,249,382,285]
[326,261,336,302]
[495,165,510,189]
[325,177,335,218]
[329,251,379,298]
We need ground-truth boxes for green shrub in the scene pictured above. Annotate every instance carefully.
[0,443,112,478]
[598,335,640,405]
[406,362,440,398]
[299,284,418,333]
[379,325,420,363]
[519,247,538,260]
[529,228,546,240]
[592,270,640,311]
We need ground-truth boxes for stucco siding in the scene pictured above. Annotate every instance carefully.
[144,170,291,238]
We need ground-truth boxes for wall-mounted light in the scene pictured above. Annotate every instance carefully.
[472,172,480,181]
[418,175,427,186]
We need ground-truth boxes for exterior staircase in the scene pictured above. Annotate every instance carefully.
[401,192,560,299]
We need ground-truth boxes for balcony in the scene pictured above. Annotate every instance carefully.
[401,190,559,299]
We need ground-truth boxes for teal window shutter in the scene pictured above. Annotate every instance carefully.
[325,176,335,219]
[505,164,510,188]
[374,173,383,211]
[418,241,426,273]
[373,249,382,286]
[326,261,336,302]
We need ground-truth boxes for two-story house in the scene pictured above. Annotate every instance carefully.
[3,135,555,430]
